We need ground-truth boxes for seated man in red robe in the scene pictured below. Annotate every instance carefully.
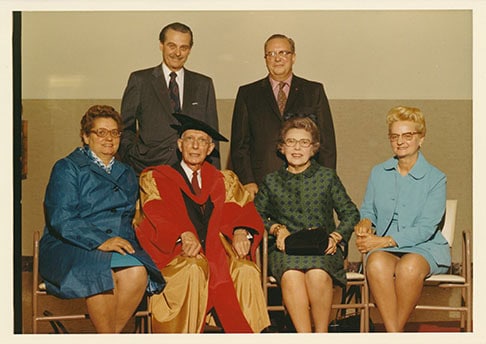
[134,113,270,333]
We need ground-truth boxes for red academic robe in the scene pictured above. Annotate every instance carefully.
[135,161,264,333]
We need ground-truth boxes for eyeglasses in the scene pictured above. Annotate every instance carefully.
[265,50,294,59]
[90,128,122,138]
[181,136,212,147]
[388,131,420,142]
[283,138,313,148]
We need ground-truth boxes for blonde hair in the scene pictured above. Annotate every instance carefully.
[386,106,426,135]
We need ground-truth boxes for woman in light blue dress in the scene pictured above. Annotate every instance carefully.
[355,106,450,332]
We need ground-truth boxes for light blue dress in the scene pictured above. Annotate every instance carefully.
[360,152,450,275]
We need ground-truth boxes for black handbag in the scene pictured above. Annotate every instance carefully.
[284,227,329,255]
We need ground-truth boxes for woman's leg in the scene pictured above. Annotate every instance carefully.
[365,251,401,332]
[394,253,430,331]
[86,266,148,333]
[281,270,312,332]
[305,269,333,332]
[85,290,116,333]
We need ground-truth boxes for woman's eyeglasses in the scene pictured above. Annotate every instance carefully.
[283,138,313,148]
[90,128,122,138]
[388,132,420,142]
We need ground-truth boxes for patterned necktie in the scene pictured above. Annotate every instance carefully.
[191,170,201,195]
[277,82,287,115]
[169,72,181,113]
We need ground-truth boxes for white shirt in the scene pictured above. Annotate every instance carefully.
[180,160,201,188]
[162,63,185,108]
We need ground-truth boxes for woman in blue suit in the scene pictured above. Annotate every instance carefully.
[39,105,165,333]
[355,106,450,332]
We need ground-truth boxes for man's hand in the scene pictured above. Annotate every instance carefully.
[180,231,202,257]
[98,237,135,255]
[243,183,259,201]
[232,229,251,258]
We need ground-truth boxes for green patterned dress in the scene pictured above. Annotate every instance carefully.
[255,160,360,286]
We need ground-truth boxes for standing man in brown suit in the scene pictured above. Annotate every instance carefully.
[231,33,336,199]
[119,22,220,175]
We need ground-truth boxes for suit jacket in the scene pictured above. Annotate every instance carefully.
[230,74,336,185]
[119,64,220,175]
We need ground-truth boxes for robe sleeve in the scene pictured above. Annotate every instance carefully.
[135,168,196,269]
[220,170,265,257]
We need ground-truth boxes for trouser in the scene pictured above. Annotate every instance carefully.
[150,253,270,333]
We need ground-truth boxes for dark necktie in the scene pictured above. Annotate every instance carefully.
[191,170,201,195]
[169,72,181,113]
[277,82,287,115]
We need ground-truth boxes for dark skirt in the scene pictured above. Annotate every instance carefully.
[268,243,347,286]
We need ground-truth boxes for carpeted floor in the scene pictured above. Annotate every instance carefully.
[373,322,461,332]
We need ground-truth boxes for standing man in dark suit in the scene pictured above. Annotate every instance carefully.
[119,22,220,175]
[231,33,336,199]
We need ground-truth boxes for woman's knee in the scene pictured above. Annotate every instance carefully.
[281,270,305,289]
[305,269,332,286]
[115,266,148,287]
[365,251,396,277]
[395,255,429,280]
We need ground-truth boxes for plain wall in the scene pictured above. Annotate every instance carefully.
[21,10,472,264]
[22,11,471,100]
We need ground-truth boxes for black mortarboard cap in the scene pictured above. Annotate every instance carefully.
[172,113,229,142]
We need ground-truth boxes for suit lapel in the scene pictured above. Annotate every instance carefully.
[150,65,172,114]
[285,75,301,113]
[182,69,197,112]
[261,78,282,121]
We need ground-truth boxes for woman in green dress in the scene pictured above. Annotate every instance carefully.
[255,115,360,332]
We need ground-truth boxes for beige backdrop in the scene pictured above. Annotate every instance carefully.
[21,11,472,264]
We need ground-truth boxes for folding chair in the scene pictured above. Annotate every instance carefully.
[32,230,152,333]
[415,200,472,331]
[365,200,472,332]
[261,231,369,332]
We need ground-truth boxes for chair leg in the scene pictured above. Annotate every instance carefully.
[459,287,466,330]
[32,231,40,334]
[147,295,152,334]
[363,279,370,332]
[466,286,472,332]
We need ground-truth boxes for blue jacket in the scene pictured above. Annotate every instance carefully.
[360,152,451,267]
[39,148,165,299]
